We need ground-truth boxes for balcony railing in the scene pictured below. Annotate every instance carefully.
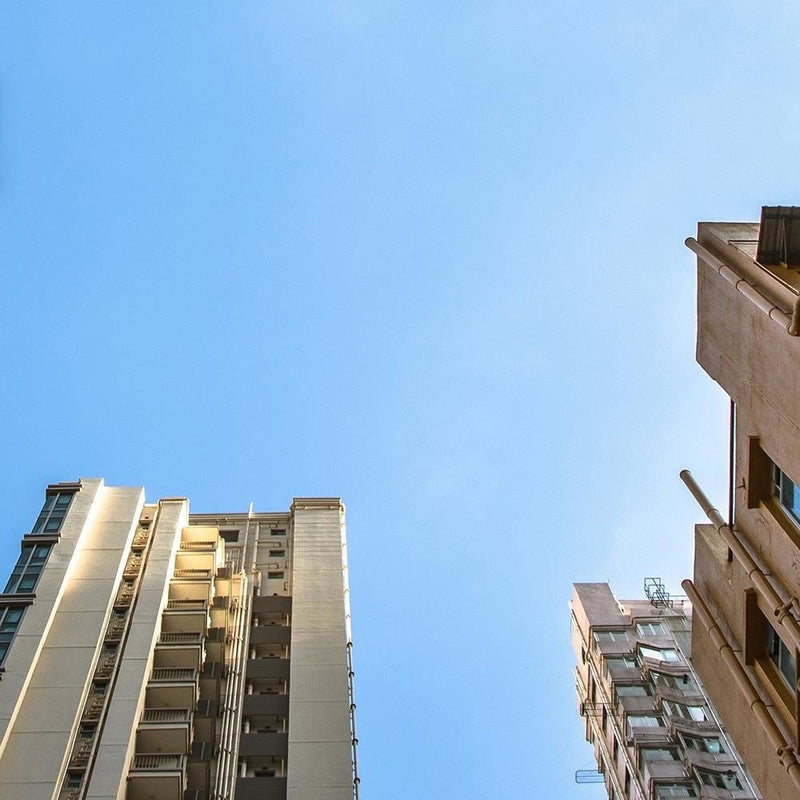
[158,632,203,645]
[131,753,186,770]
[141,708,192,723]
[166,599,208,611]
[173,569,213,580]
[179,541,217,551]
[150,668,197,683]
[83,693,106,719]
[123,556,144,577]
[69,737,95,767]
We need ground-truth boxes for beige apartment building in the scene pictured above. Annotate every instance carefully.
[679,207,800,800]
[0,478,359,800]
[571,582,757,800]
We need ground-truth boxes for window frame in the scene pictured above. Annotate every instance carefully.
[31,491,74,534]
[3,544,52,594]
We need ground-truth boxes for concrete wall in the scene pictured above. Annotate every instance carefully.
[286,499,352,800]
[692,222,800,800]
[0,480,143,800]
[85,498,187,800]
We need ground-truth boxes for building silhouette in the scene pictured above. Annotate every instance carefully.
[0,478,358,800]
[681,207,800,800]
[571,582,757,800]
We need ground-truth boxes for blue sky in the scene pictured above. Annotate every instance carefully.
[3,3,800,798]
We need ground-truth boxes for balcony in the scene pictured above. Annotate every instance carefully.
[146,668,199,709]
[243,694,289,716]
[137,707,192,754]
[128,754,186,800]
[155,632,203,670]
[123,554,144,578]
[173,569,213,581]
[131,528,150,550]
[95,646,119,679]
[115,581,136,608]
[245,658,290,679]
[162,599,209,634]
[175,548,218,573]
[250,625,291,645]
[69,736,96,768]
[238,732,289,757]
[234,776,287,800]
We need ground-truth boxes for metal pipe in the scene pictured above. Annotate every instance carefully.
[680,469,800,654]
[686,237,799,335]
[683,578,800,789]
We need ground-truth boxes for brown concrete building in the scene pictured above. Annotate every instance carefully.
[680,208,800,800]
[571,582,758,800]
[0,479,359,800]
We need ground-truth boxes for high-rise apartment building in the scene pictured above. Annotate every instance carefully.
[680,207,800,800]
[0,478,359,800]
[570,582,757,800]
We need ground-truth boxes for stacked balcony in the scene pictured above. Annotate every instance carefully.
[237,595,292,800]
[129,527,224,800]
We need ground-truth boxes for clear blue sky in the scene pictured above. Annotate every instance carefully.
[2,3,800,798]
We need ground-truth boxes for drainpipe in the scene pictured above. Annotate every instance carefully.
[683,578,800,789]
[680,470,800,655]
[685,237,800,335]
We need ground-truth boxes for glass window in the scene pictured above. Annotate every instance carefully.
[766,622,797,689]
[637,621,667,637]
[639,645,681,663]
[663,700,707,722]
[271,528,286,537]
[3,544,51,594]
[616,684,650,697]
[269,549,286,558]
[267,571,284,579]
[627,715,664,736]
[594,630,630,644]
[0,605,26,665]
[654,785,697,799]
[640,748,680,771]
[651,671,697,692]
[32,492,73,534]
[697,770,742,791]
[680,734,724,754]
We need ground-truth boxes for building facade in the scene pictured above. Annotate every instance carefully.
[681,208,800,799]
[571,582,757,800]
[0,478,359,800]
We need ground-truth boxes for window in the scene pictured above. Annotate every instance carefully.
[766,621,797,689]
[654,784,697,799]
[4,544,51,594]
[663,700,707,722]
[772,463,800,525]
[0,606,26,664]
[627,715,664,736]
[32,492,73,534]
[271,528,286,537]
[220,530,240,543]
[651,671,697,693]
[267,571,284,580]
[603,655,637,677]
[696,769,742,791]
[636,621,667,637]
[269,549,285,558]
[65,774,83,790]
[594,630,630,644]
[612,736,619,763]
[639,748,680,771]
[679,734,724,754]
[639,645,681,663]
[616,684,650,698]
